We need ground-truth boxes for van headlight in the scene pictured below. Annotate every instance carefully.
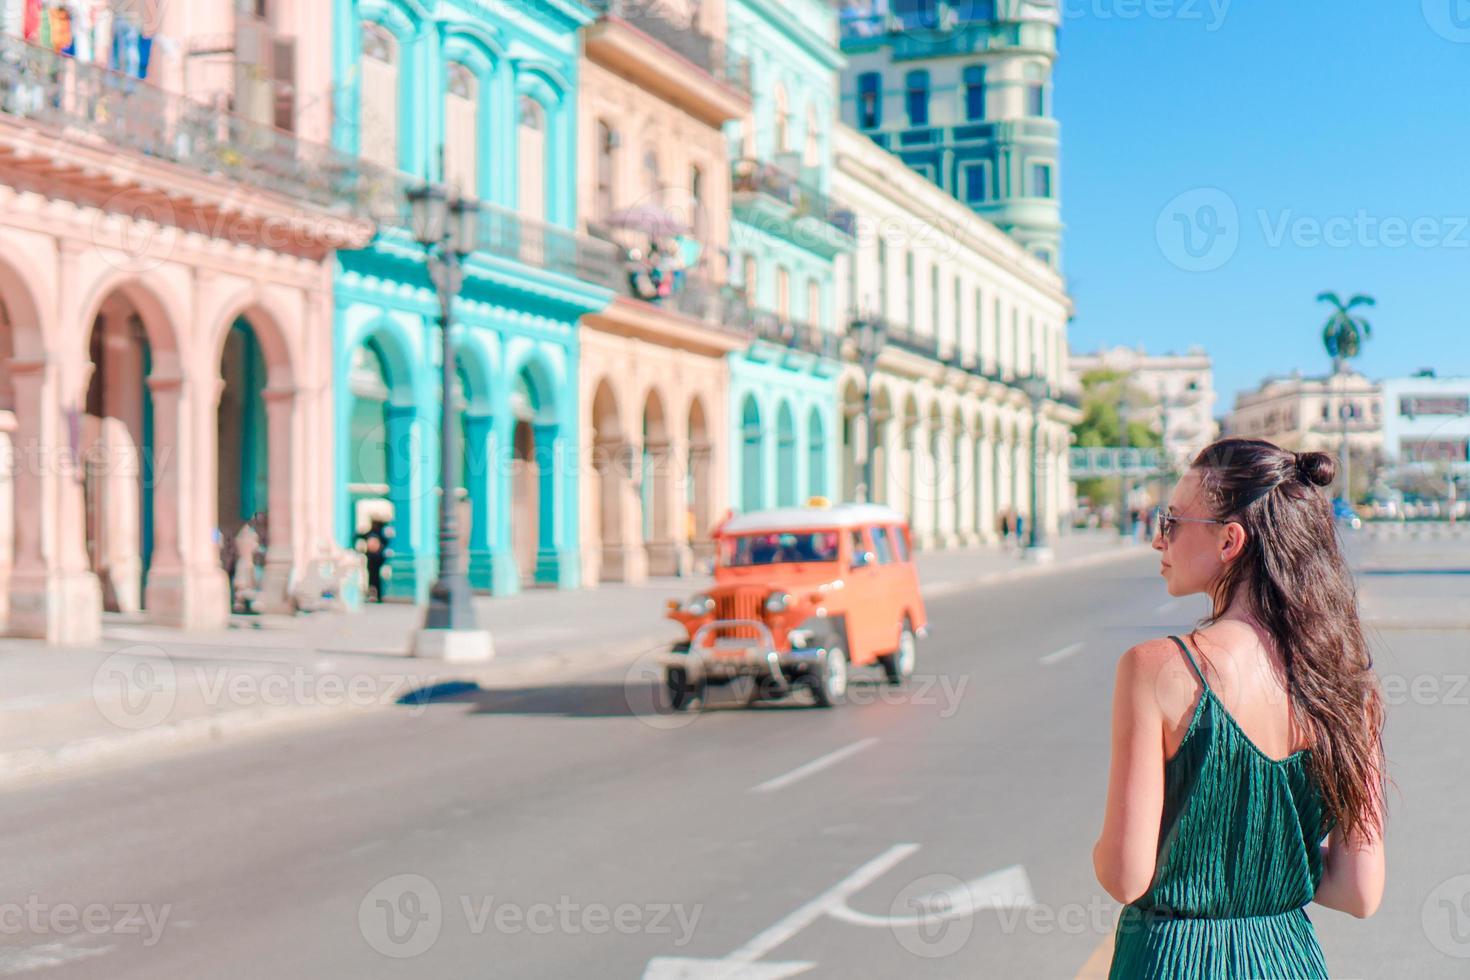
[683,594,714,616]
[764,591,792,613]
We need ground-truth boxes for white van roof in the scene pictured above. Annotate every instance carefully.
[718,503,909,535]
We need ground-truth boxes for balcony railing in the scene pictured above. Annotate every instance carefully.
[363,166,622,286]
[586,0,751,95]
[738,307,843,360]
[731,158,856,238]
[0,34,374,216]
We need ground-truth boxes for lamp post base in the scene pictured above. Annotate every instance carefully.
[412,628,495,663]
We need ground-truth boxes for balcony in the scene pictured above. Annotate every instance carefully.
[0,34,373,254]
[363,166,621,287]
[730,158,856,258]
[738,307,844,362]
[584,0,751,125]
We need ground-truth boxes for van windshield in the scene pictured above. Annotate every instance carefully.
[720,531,840,567]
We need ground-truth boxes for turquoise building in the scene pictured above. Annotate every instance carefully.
[331,0,614,597]
[725,0,853,512]
[838,0,1062,268]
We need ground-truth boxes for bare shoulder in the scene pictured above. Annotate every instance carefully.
[1114,636,1200,719]
[1115,637,1187,682]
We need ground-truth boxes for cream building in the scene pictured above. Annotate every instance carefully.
[1224,369,1383,457]
[575,0,751,583]
[830,124,1077,549]
[1068,345,1219,467]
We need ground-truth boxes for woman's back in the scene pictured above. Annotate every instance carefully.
[1109,634,1332,978]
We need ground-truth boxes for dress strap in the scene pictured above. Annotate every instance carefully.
[1168,634,1210,693]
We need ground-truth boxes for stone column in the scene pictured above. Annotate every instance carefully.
[384,403,421,599]
[464,412,494,590]
[257,386,296,614]
[532,421,565,587]
[956,427,978,546]
[689,441,714,567]
[7,357,103,644]
[643,434,680,577]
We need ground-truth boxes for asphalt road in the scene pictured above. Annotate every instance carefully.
[2,538,1467,978]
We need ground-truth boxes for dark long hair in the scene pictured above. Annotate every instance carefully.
[1191,437,1386,842]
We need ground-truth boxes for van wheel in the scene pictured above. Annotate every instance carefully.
[663,668,703,712]
[807,645,848,708]
[879,620,917,686]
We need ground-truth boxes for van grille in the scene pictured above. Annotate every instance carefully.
[713,589,763,640]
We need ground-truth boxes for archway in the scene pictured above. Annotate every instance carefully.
[871,385,892,505]
[510,358,560,587]
[591,379,629,582]
[687,397,712,564]
[775,401,797,507]
[928,407,945,543]
[807,407,827,500]
[840,379,863,501]
[451,344,495,591]
[81,285,182,618]
[345,335,420,599]
[216,318,270,610]
[739,395,763,513]
[951,410,967,543]
[641,389,675,575]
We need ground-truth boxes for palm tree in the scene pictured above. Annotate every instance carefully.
[1317,291,1375,504]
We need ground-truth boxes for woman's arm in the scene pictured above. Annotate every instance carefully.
[1314,825,1385,918]
[1093,643,1169,905]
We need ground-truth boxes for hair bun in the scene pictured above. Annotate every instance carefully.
[1296,451,1336,488]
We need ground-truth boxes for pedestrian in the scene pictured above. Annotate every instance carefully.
[359,519,392,602]
[1094,438,1385,978]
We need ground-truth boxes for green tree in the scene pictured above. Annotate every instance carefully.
[1072,368,1162,510]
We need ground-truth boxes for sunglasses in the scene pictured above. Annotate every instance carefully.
[1154,509,1231,540]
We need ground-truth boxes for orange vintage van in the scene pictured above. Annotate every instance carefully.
[663,500,928,709]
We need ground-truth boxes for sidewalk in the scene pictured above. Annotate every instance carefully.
[0,530,1143,784]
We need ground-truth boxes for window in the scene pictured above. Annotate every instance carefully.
[776,266,790,319]
[953,277,962,356]
[962,162,990,203]
[870,525,895,563]
[904,251,916,327]
[1010,308,1019,379]
[595,122,617,219]
[1023,64,1047,117]
[963,65,986,121]
[930,265,940,338]
[890,525,911,561]
[642,148,660,196]
[974,288,984,366]
[689,164,705,239]
[893,0,938,29]
[877,237,889,319]
[905,70,929,127]
[517,96,547,220]
[359,23,399,170]
[1029,162,1053,198]
[445,63,479,195]
[806,277,821,327]
[849,529,871,567]
[804,103,820,168]
[774,83,790,154]
[743,255,758,301]
[857,72,881,130]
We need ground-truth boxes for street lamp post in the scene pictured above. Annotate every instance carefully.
[1020,374,1053,562]
[853,314,887,503]
[408,180,494,662]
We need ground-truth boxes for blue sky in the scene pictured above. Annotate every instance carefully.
[1055,0,1470,415]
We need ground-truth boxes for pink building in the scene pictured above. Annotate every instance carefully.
[0,3,372,643]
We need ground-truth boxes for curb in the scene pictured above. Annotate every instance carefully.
[0,543,1149,788]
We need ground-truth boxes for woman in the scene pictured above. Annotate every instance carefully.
[1094,438,1386,978]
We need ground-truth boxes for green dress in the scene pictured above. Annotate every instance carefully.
[1108,635,1332,979]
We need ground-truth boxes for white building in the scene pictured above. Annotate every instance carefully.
[1381,372,1470,479]
[1067,346,1219,466]
[830,123,1078,549]
[1224,369,1383,459]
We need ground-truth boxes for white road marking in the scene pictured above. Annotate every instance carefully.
[1039,642,1084,666]
[749,738,878,794]
[827,863,1034,927]
[0,941,114,975]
